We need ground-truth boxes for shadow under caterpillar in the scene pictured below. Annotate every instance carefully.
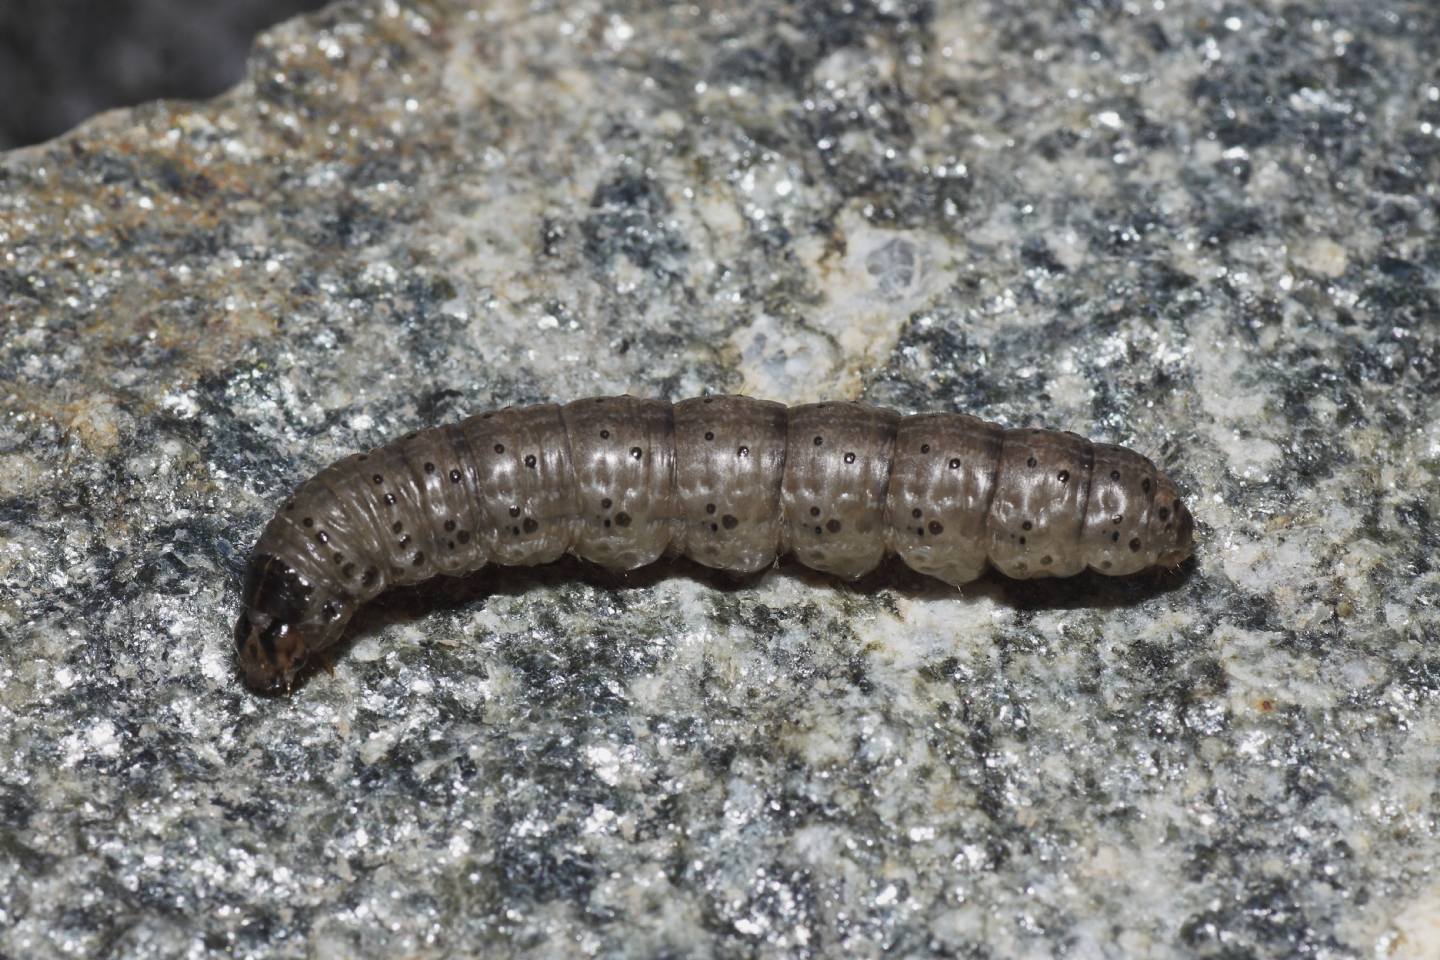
[235,395,1195,692]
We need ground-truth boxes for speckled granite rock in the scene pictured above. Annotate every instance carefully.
[2,0,1438,957]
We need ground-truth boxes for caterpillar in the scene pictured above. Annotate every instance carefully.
[235,396,1194,691]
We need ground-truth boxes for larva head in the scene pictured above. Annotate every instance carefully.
[234,554,349,692]
[1150,474,1196,569]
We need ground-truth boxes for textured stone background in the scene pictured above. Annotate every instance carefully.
[2,0,1438,957]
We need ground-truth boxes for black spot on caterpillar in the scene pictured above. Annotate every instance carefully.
[236,396,1194,691]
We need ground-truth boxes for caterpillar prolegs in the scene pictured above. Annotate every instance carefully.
[235,396,1195,691]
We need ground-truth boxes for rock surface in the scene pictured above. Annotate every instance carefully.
[2,0,1438,956]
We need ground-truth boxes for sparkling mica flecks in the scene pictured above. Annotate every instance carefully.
[2,0,1440,958]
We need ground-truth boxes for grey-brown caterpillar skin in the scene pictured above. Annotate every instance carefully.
[236,396,1194,691]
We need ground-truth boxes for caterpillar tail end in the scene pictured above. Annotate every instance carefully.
[1153,489,1196,570]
